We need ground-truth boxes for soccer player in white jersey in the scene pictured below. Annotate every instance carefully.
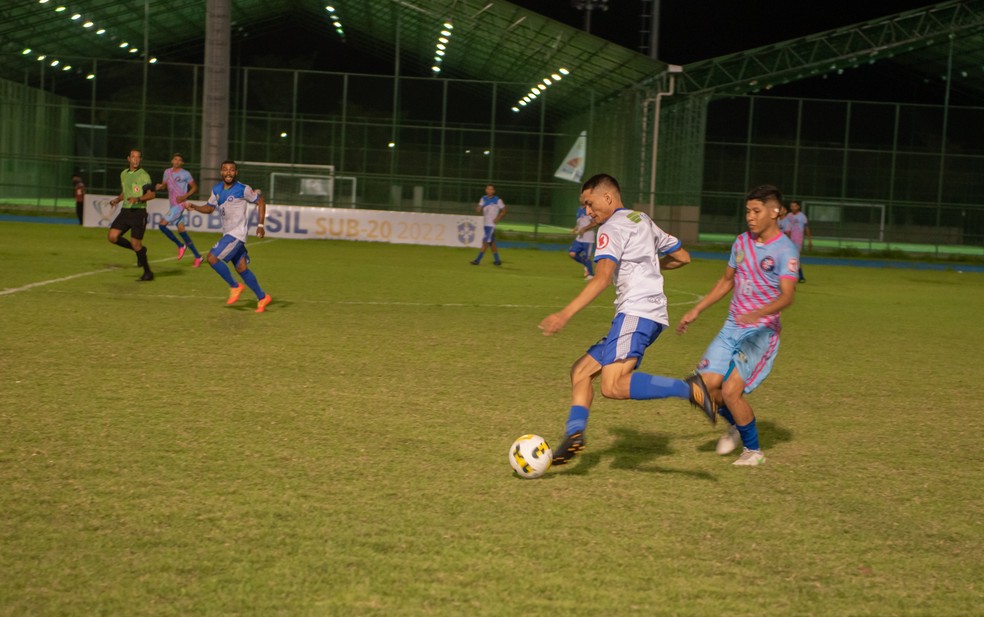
[676,185,799,466]
[185,160,272,313]
[155,153,203,267]
[470,184,507,266]
[539,173,716,466]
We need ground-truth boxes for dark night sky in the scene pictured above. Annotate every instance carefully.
[510,0,937,64]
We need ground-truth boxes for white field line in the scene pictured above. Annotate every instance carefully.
[16,288,704,309]
[0,239,278,297]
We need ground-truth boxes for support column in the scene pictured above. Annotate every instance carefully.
[199,0,231,195]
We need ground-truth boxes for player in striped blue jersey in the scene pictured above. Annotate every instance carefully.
[676,185,799,466]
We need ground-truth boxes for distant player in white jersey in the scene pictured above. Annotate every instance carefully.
[155,153,203,267]
[470,184,507,266]
[568,205,597,279]
[185,160,272,313]
[539,173,716,467]
[676,184,799,466]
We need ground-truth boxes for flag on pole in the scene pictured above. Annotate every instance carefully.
[554,131,586,183]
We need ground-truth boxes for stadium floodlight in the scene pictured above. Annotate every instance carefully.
[432,20,452,75]
[96,28,105,34]
[21,48,31,55]
[512,67,570,113]
[83,21,93,28]
[71,13,81,20]
[55,6,66,12]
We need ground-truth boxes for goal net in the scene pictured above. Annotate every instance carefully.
[238,162,357,207]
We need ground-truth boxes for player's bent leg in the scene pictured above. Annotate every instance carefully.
[599,359,637,400]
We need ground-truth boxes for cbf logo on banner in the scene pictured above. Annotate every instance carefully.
[83,196,483,248]
[554,130,587,183]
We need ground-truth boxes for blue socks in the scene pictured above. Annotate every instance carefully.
[628,373,690,400]
[474,251,484,263]
[240,269,265,300]
[179,231,200,257]
[736,418,760,451]
[210,261,238,287]
[565,405,589,436]
[718,405,736,426]
[159,223,182,247]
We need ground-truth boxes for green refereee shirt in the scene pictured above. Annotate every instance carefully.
[120,167,152,208]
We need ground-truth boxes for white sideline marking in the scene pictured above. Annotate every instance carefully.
[27,288,703,309]
[0,239,278,297]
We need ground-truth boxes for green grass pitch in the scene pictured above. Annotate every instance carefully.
[1,222,981,616]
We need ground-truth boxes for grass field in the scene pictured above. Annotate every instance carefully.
[1,222,981,616]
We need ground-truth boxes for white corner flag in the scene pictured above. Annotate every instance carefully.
[554,131,587,183]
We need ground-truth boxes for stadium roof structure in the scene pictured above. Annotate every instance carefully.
[3,0,984,115]
[0,0,663,119]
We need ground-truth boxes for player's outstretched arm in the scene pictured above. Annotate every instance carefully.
[539,258,615,336]
[677,267,736,334]
[255,194,267,239]
[186,202,215,214]
[660,246,690,270]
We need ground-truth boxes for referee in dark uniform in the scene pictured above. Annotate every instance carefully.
[108,148,155,281]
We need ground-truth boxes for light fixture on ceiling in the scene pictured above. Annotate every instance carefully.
[511,68,570,112]
[432,21,453,74]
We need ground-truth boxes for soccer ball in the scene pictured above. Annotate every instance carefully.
[509,434,552,479]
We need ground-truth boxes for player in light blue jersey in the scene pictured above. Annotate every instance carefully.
[185,160,272,313]
[470,184,507,266]
[539,174,716,468]
[568,205,597,279]
[155,153,203,267]
[676,185,799,466]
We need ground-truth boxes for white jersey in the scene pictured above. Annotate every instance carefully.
[575,213,596,243]
[478,195,505,227]
[594,208,681,325]
[207,180,260,242]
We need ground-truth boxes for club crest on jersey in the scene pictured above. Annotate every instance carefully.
[457,220,477,245]
[597,233,610,249]
[760,256,775,272]
[697,358,710,370]
[735,250,745,265]
[787,258,799,272]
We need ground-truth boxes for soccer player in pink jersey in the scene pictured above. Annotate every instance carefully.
[676,185,799,466]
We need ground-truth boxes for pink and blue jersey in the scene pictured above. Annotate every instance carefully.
[728,231,799,332]
[162,168,195,207]
[785,211,808,249]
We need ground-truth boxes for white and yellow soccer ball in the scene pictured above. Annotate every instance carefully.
[509,434,552,479]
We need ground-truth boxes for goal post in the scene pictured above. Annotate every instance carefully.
[237,161,357,208]
[803,201,886,242]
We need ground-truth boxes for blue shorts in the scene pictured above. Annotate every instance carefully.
[162,205,188,226]
[482,226,496,243]
[587,313,665,367]
[568,240,592,259]
[210,234,250,266]
[696,321,780,393]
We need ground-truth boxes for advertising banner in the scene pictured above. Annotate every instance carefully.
[84,196,483,248]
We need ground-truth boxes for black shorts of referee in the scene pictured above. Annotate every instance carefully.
[111,207,149,240]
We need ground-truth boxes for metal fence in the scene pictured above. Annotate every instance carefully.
[2,55,983,253]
